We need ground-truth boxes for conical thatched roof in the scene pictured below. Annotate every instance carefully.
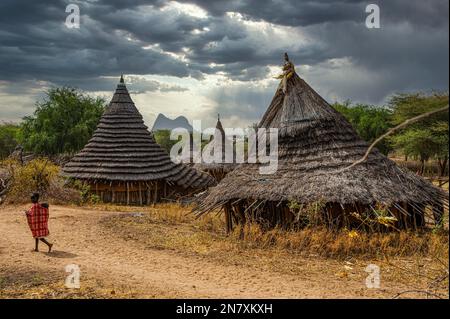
[197,57,447,215]
[62,76,215,190]
[193,115,237,175]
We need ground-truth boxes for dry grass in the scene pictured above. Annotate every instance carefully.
[97,203,449,298]
[97,203,448,258]
[0,158,81,205]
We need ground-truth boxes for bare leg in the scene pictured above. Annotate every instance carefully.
[34,238,39,252]
[40,238,53,252]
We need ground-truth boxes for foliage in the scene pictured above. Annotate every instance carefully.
[2,158,58,198]
[392,128,442,163]
[18,87,105,156]
[0,158,81,204]
[0,123,20,159]
[288,199,326,227]
[69,179,102,205]
[389,92,448,127]
[152,129,180,154]
[153,129,209,155]
[388,92,449,175]
[333,101,393,154]
[332,94,449,175]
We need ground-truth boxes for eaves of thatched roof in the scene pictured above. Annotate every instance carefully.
[62,76,215,189]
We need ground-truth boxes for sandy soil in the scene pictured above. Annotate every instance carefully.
[0,204,438,298]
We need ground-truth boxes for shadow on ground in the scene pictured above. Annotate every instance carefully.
[44,250,78,258]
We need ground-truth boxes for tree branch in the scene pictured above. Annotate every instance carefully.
[340,105,449,172]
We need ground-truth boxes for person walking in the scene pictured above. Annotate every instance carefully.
[25,192,53,252]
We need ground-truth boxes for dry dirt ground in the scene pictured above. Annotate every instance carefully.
[0,204,447,299]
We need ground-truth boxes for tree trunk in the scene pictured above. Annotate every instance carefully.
[437,155,448,177]
[419,159,425,176]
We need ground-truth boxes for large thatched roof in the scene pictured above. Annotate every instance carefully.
[62,76,215,189]
[198,61,447,212]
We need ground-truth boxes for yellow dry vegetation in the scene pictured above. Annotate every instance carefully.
[0,158,80,204]
[96,203,449,298]
[97,203,448,258]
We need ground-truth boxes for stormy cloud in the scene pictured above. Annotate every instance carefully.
[0,0,448,126]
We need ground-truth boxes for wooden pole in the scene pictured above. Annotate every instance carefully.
[126,182,130,205]
[432,201,444,226]
[146,183,151,205]
[164,182,167,198]
[138,182,143,206]
[224,203,233,234]
[153,182,158,204]
[225,207,230,234]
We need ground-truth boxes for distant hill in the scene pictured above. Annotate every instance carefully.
[151,113,193,132]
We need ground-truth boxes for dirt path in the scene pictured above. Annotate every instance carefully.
[0,205,407,298]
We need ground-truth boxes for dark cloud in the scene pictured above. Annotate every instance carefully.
[181,0,449,28]
[54,76,189,94]
[204,82,277,122]
[180,0,364,26]
[0,0,195,83]
[0,0,448,123]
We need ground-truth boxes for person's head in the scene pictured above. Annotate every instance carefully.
[31,192,39,204]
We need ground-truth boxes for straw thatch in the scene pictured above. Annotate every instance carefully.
[196,55,448,231]
[62,76,215,204]
[193,115,238,181]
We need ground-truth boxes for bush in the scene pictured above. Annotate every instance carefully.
[69,180,102,205]
[0,123,20,160]
[0,158,81,204]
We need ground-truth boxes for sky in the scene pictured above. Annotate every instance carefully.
[0,0,448,129]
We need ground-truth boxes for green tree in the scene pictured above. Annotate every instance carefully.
[153,129,179,154]
[432,121,449,176]
[0,123,20,159]
[391,128,441,175]
[332,101,393,155]
[389,92,448,127]
[389,92,449,176]
[153,129,210,157]
[19,87,105,155]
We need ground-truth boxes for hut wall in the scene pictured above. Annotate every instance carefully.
[88,180,178,205]
[223,200,429,232]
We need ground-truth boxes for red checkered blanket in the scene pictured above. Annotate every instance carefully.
[26,203,49,238]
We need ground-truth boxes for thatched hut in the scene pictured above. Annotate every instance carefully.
[196,55,448,231]
[194,115,238,181]
[62,76,215,205]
